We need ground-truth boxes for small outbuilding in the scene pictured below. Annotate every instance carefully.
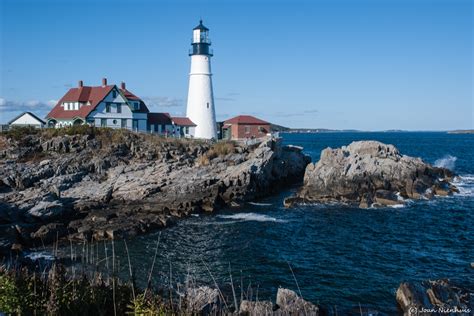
[8,112,46,129]
[223,115,271,140]
[171,117,197,138]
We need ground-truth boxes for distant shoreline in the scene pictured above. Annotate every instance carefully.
[277,128,474,134]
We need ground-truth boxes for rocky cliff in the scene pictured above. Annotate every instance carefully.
[285,141,457,208]
[0,127,310,253]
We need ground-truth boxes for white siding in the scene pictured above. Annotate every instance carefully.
[87,89,148,131]
[10,113,44,128]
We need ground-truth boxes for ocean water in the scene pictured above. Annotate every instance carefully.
[50,133,474,312]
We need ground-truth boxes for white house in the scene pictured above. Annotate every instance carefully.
[46,78,149,131]
[8,112,45,128]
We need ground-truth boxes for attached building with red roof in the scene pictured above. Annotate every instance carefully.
[222,115,271,140]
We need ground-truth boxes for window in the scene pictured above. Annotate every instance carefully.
[101,119,107,127]
[245,126,250,134]
[112,90,117,98]
[135,102,139,110]
[121,119,127,128]
[117,103,122,113]
[106,103,111,113]
[74,102,79,110]
[113,119,117,125]
[207,102,209,109]
[132,119,138,130]
[185,126,189,134]
[154,124,159,132]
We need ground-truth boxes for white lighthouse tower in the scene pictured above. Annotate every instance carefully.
[186,20,217,139]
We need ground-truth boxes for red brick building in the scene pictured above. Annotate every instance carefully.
[223,115,271,140]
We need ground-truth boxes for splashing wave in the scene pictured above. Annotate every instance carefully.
[434,155,457,170]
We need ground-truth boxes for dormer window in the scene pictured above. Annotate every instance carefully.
[112,90,117,98]
[135,102,139,110]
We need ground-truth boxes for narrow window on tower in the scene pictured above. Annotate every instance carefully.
[207,102,209,109]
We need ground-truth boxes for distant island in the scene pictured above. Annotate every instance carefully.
[448,129,474,134]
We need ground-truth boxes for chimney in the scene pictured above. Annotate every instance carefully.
[78,80,83,88]
[121,82,126,90]
[102,78,107,87]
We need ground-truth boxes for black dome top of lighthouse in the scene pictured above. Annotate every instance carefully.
[193,20,209,31]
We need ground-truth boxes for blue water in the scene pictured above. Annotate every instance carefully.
[62,133,474,312]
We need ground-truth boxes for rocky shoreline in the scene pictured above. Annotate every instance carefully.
[0,127,310,254]
[285,141,458,208]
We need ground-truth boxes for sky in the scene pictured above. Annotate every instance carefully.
[0,0,472,130]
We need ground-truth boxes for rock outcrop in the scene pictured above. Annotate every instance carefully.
[0,129,310,253]
[286,141,457,208]
[396,279,473,316]
[239,288,320,316]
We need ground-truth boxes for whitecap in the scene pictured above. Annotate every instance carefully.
[434,155,457,170]
[217,213,286,223]
[452,174,474,197]
[248,202,273,206]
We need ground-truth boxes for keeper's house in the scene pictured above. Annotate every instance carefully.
[46,78,150,131]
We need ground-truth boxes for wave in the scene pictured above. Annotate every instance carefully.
[248,202,273,206]
[434,155,457,170]
[24,251,55,261]
[452,174,474,197]
[217,213,286,223]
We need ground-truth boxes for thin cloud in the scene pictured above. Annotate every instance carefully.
[0,97,55,113]
[215,92,240,102]
[142,96,184,110]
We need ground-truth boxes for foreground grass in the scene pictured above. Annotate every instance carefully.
[0,264,172,315]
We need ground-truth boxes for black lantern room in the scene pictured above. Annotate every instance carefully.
[190,20,212,56]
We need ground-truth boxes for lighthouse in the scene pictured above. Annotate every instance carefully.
[186,20,217,139]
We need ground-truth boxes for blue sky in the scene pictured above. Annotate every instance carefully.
[0,0,472,130]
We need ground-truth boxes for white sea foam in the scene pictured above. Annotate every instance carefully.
[452,174,474,197]
[217,213,286,223]
[248,202,273,206]
[434,155,457,170]
[25,251,55,261]
[388,204,406,209]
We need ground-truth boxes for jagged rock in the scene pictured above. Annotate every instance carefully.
[396,279,472,316]
[240,300,274,315]
[26,199,66,221]
[1,131,310,251]
[31,223,67,244]
[276,288,320,315]
[185,286,221,315]
[292,141,456,208]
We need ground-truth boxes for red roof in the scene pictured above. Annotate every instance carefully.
[148,112,171,125]
[224,115,269,125]
[171,117,196,126]
[46,84,149,120]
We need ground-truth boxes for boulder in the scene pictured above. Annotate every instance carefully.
[239,300,274,315]
[292,141,457,208]
[396,279,472,316]
[185,286,221,315]
[276,288,320,315]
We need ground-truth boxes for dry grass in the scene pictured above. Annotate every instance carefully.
[198,141,236,166]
